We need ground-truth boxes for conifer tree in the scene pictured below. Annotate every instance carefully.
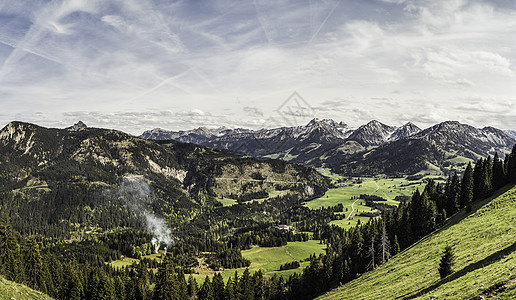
[239,268,254,300]
[460,162,474,208]
[187,275,198,300]
[366,237,375,271]
[492,153,505,189]
[22,237,47,292]
[378,221,391,264]
[212,273,225,300]
[507,144,516,182]
[198,276,213,300]
[0,214,22,282]
[153,257,178,300]
[392,235,400,255]
[438,246,455,279]
[473,158,484,199]
[225,277,236,300]
[478,157,493,198]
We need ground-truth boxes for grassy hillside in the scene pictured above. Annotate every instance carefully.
[318,183,516,299]
[0,277,52,299]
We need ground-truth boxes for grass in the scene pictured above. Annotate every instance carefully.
[0,276,52,299]
[218,197,238,207]
[318,183,516,300]
[190,240,326,283]
[304,177,423,210]
[303,176,427,229]
[109,252,165,270]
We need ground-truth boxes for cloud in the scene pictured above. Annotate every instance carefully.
[2,0,516,132]
[243,106,264,117]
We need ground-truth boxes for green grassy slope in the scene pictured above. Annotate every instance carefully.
[0,277,52,299]
[318,184,516,300]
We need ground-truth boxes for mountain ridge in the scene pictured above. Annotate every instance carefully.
[0,121,329,238]
[140,119,515,176]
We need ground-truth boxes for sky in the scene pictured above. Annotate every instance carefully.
[1,0,516,135]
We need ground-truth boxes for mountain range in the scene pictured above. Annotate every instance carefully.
[140,119,516,176]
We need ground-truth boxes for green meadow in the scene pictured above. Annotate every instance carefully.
[190,240,326,283]
[303,175,428,229]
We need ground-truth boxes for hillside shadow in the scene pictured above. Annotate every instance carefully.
[402,240,516,299]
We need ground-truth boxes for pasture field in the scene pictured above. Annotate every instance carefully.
[304,174,446,230]
[318,184,516,300]
[109,252,164,270]
[190,240,326,283]
[305,176,424,210]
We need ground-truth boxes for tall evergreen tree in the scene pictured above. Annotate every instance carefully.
[239,268,254,300]
[438,246,455,279]
[392,235,400,256]
[366,236,375,271]
[507,144,516,182]
[212,273,225,300]
[153,257,178,300]
[460,162,474,208]
[378,221,391,264]
[198,276,213,300]
[492,153,505,189]
[473,158,484,199]
[187,275,198,300]
[0,214,22,282]
[478,156,493,198]
[22,237,47,293]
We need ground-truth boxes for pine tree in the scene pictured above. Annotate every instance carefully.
[478,157,493,198]
[239,268,254,300]
[438,246,455,279]
[366,236,375,271]
[473,158,484,199]
[153,257,178,300]
[187,275,198,300]
[392,235,400,256]
[212,273,225,300]
[198,276,213,300]
[0,214,22,282]
[22,237,47,292]
[507,144,516,182]
[378,221,391,264]
[225,277,236,300]
[460,162,474,208]
[492,153,505,189]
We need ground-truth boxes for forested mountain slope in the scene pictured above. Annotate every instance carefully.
[0,121,329,238]
[318,183,516,300]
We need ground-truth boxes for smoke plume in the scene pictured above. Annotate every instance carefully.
[115,175,174,248]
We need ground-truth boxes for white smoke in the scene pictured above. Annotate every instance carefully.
[115,175,175,249]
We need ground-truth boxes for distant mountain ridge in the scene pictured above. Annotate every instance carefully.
[140,119,515,176]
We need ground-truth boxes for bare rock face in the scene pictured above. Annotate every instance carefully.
[66,121,87,130]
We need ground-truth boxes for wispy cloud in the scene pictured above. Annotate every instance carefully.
[2,0,516,133]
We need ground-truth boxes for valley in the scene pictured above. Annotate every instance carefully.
[0,121,515,300]
[3,1,516,299]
